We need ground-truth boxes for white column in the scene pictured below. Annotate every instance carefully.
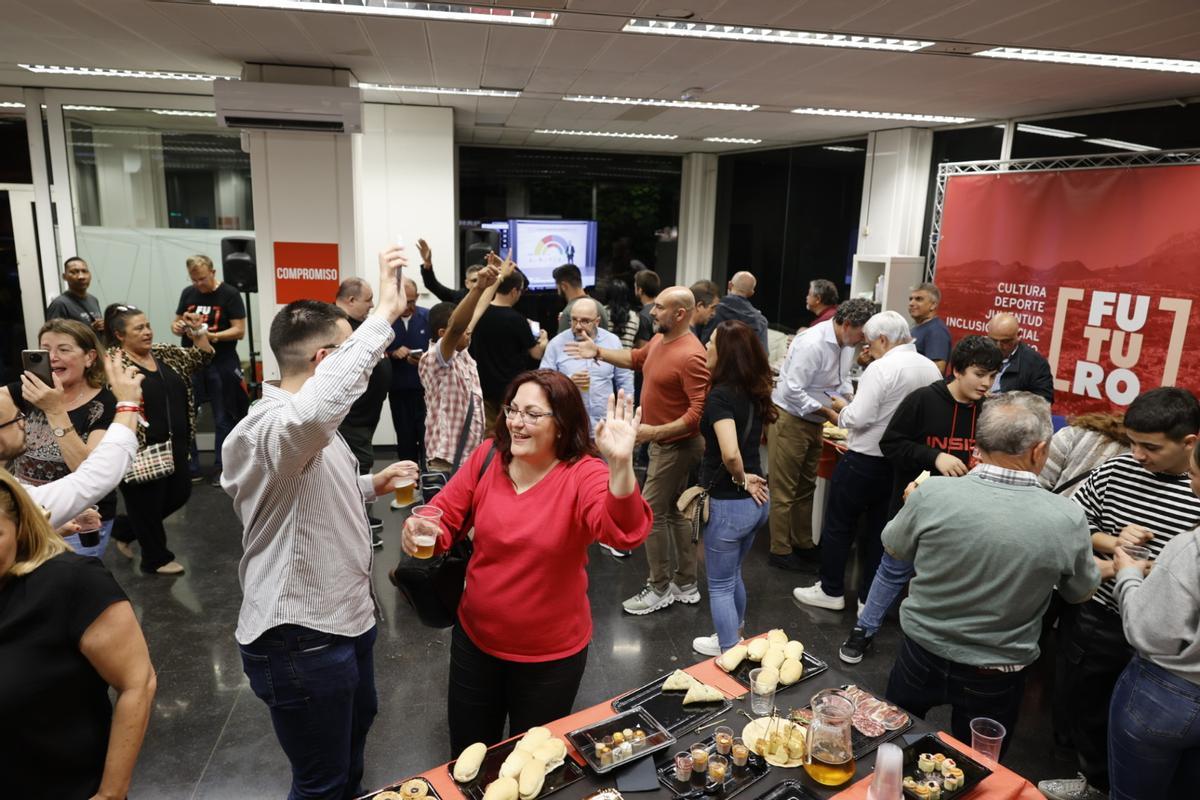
[676,152,718,287]
[855,128,933,257]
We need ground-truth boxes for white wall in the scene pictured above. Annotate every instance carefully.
[677,152,718,288]
[855,128,933,257]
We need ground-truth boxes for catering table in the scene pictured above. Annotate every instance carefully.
[812,435,848,545]
[382,640,1042,800]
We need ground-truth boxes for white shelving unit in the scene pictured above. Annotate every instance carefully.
[850,254,926,314]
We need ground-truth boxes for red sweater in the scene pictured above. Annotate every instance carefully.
[430,443,653,662]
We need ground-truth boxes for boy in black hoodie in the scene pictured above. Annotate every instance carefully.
[838,335,1003,663]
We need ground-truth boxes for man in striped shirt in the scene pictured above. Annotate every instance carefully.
[223,247,419,800]
[1040,387,1200,800]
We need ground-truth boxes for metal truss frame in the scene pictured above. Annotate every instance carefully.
[926,148,1200,280]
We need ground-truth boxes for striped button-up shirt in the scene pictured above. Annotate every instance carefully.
[225,315,394,645]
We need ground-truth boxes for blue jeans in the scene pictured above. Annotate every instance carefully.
[62,518,114,559]
[1108,655,1200,800]
[240,624,378,800]
[885,635,1025,760]
[705,496,770,651]
[857,551,915,635]
[189,358,246,472]
[818,451,892,598]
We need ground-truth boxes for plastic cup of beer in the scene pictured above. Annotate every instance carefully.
[574,369,590,393]
[393,476,417,507]
[1121,544,1151,561]
[408,505,442,559]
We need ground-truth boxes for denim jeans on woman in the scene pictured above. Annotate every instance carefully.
[857,551,915,635]
[1108,654,1200,800]
[705,495,770,651]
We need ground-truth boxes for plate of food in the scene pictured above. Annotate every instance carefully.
[714,630,828,696]
[899,733,993,799]
[447,727,584,800]
[565,706,676,775]
[739,714,807,768]
[610,670,731,734]
[656,733,771,799]
[357,776,440,800]
[791,685,911,760]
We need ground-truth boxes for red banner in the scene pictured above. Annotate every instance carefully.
[273,241,340,304]
[936,165,1200,414]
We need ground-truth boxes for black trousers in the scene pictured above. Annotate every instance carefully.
[1058,600,1133,790]
[116,442,192,572]
[818,451,892,598]
[447,624,588,756]
[388,387,426,463]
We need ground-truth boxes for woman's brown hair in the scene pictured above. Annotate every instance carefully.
[37,319,106,388]
[710,320,778,426]
[0,468,70,579]
[1068,412,1129,445]
[493,369,599,465]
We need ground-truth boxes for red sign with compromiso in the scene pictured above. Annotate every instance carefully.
[274,241,340,303]
[935,165,1200,415]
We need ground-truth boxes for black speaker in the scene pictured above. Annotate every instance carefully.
[222,236,258,293]
[462,228,500,272]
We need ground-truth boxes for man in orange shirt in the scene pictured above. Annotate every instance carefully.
[567,286,710,614]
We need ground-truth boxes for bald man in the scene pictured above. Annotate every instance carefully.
[986,313,1054,403]
[699,270,769,351]
[567,286,710,614]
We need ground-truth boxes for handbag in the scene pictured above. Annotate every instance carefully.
[677,407,754,543]
[390,396,491,629]
[124,360,177,484]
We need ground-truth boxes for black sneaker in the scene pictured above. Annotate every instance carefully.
[839,626,874,664]
[371,531,384,549]
[368,515,384,531]
[768,551,808,571]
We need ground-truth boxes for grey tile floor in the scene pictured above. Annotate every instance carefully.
[103,461,1076,798]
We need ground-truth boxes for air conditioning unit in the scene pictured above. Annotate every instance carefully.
[214,80,362,133]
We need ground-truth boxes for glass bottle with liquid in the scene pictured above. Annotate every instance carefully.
[802,689,856,786]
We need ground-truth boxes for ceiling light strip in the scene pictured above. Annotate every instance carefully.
[151,109,219,117]
[62,105,117,112]
[976,46,1200,75]
[822,145,864,152]
[1083,137,1158,152]
[566,95,758,112]
[791,106,974,124]
[211,0,556,26]
[0,101,26,109]
[704,137,762,144]
[534,129,677,140]
[360,83,521,98]
[623,18,932,52]
[20,64,234,81]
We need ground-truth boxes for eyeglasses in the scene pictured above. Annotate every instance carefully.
[570,317,598,325]
[309,343,341,362]
[0,411,27,429]
[501,405,554,426]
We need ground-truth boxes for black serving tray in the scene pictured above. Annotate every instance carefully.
[565,706,677,775]
[900,733,993,800]
[794,686,913,760]
[726,651,829,697]
[611,674,732,735]
[749,780,823,800]
[447,735,584,800]
[357,775,441,800]
[656,735,771,800]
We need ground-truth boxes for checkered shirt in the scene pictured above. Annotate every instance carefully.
[419,346,485,465]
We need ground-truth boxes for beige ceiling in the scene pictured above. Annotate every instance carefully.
[2,0,1200,153]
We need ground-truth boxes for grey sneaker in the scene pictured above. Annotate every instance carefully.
[1036,774,1108,800]
[623,584,674,615]
[671,582,702,604]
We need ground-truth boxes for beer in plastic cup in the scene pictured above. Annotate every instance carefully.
[409,505,442,559]
[393,478,416,507]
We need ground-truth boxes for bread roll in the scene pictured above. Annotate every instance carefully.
[499,749,533,779]
[401,779,430,798]
[784,640,804,661]
[747,638,769,661]
[716,644,747,672]
[484,777,520,800]
[375,793,404,800]
[766,628,787,645]
[534,738,566,767]
[522,727,553,748]
[519,758,547,800]
[453,742,488,782]
[756,667,780,692]
[762,648,785,672]
[779,658,803,686]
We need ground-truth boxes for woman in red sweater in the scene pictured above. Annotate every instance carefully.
[404,369,651,751]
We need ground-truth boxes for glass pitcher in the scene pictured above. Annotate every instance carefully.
[802,689,856,786]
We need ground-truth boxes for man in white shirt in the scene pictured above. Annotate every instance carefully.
[541,297,634,433]
[222,247,418,800]
[766,298,873,571]
[1,355,142,526]
[793,311,942,610]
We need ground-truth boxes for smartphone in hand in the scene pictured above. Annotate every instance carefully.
[21,350,54,386]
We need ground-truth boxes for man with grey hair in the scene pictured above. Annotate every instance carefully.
[908,282,952,373]
[880,391,1101,758]
[806,279,839,326]
[699,270,768,351]
[794,310,942,610]
[767,297,873,571]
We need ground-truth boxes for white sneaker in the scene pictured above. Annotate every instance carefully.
[692,633,722,656]
[623,584,674,615]
[1036,774,1108,800]
[857,599,866,617]
[600,543,631,558]
[671,582,702,604]
[793,582,846,611]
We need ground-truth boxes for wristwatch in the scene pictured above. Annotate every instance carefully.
[51,426,68,438]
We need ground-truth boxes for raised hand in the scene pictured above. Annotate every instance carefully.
[474,263,500,291]
[104,353,145,404]
[21,370,66,414]
[372,460,419,498]
[418,238,433,267]
[373,245,408,323]
[564,329,598,360]
[595,389,640,464]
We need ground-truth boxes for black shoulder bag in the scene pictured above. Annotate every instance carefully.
[389,396,493,628]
